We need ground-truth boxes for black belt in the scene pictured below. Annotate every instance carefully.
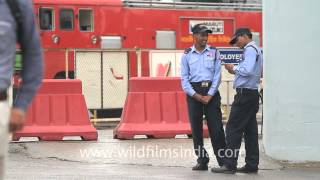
[0,90,7,101]
[236,88,258,94]
[190,81,212,96]
[190,81,212,88]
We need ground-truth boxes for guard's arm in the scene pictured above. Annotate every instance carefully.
[208,50,221,96]
[233,47,257,77]
[181,54,196,97]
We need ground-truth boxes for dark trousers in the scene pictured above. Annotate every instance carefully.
[187,90,226,166]
[224,89,260,169]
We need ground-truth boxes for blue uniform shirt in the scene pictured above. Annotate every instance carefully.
[181,45,221,96]
[233,41,263,89]
[0,0,43,111]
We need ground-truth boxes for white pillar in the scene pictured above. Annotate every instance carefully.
[263,0,320,161]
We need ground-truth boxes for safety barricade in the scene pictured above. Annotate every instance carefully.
[12,79,98,141]
[113,77,209,139]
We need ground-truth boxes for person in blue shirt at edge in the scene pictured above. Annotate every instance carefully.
[180,24,226,171]
[0,0,43,179]
[211,28,263,174]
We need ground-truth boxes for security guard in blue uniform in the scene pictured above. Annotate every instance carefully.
[181,24,226,171]
[211,28,263,174]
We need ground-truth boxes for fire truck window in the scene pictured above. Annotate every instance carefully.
[60,9,74,30]
[39,8,54,30]
[79,9,93,31]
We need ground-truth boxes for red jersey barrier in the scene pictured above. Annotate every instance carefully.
[12,79,98,141]
[113,77,209,139]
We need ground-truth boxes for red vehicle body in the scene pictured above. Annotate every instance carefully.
[32,0,262,79]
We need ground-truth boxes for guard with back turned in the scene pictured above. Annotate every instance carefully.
[211,27,263,174]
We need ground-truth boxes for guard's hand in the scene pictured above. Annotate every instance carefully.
[202,95,213,105]
[9,108,26,133]
[224,64,235,74]
[193,93,205,104]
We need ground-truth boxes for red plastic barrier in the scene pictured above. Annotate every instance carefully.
[113,77,209,139]
[12,79,98,141]
[37,79,82,94]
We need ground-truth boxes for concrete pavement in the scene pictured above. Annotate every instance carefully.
[5,129,320,180]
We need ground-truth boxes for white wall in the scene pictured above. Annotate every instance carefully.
[263,0,320,161]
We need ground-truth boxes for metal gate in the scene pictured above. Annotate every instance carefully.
[75,50,128,109]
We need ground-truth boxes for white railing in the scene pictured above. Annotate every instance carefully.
[123,0,262,11]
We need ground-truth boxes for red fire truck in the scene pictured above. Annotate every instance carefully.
[33,0,262,79]
[31,0,262,115]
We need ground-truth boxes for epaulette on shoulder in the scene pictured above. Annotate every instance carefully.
[245,45,259,53]
[184,48,192,54]
[209,46,216,50]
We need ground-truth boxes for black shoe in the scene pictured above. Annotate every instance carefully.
[211,165,236,174]
[192,163,208,171]
[237,165,258,173]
